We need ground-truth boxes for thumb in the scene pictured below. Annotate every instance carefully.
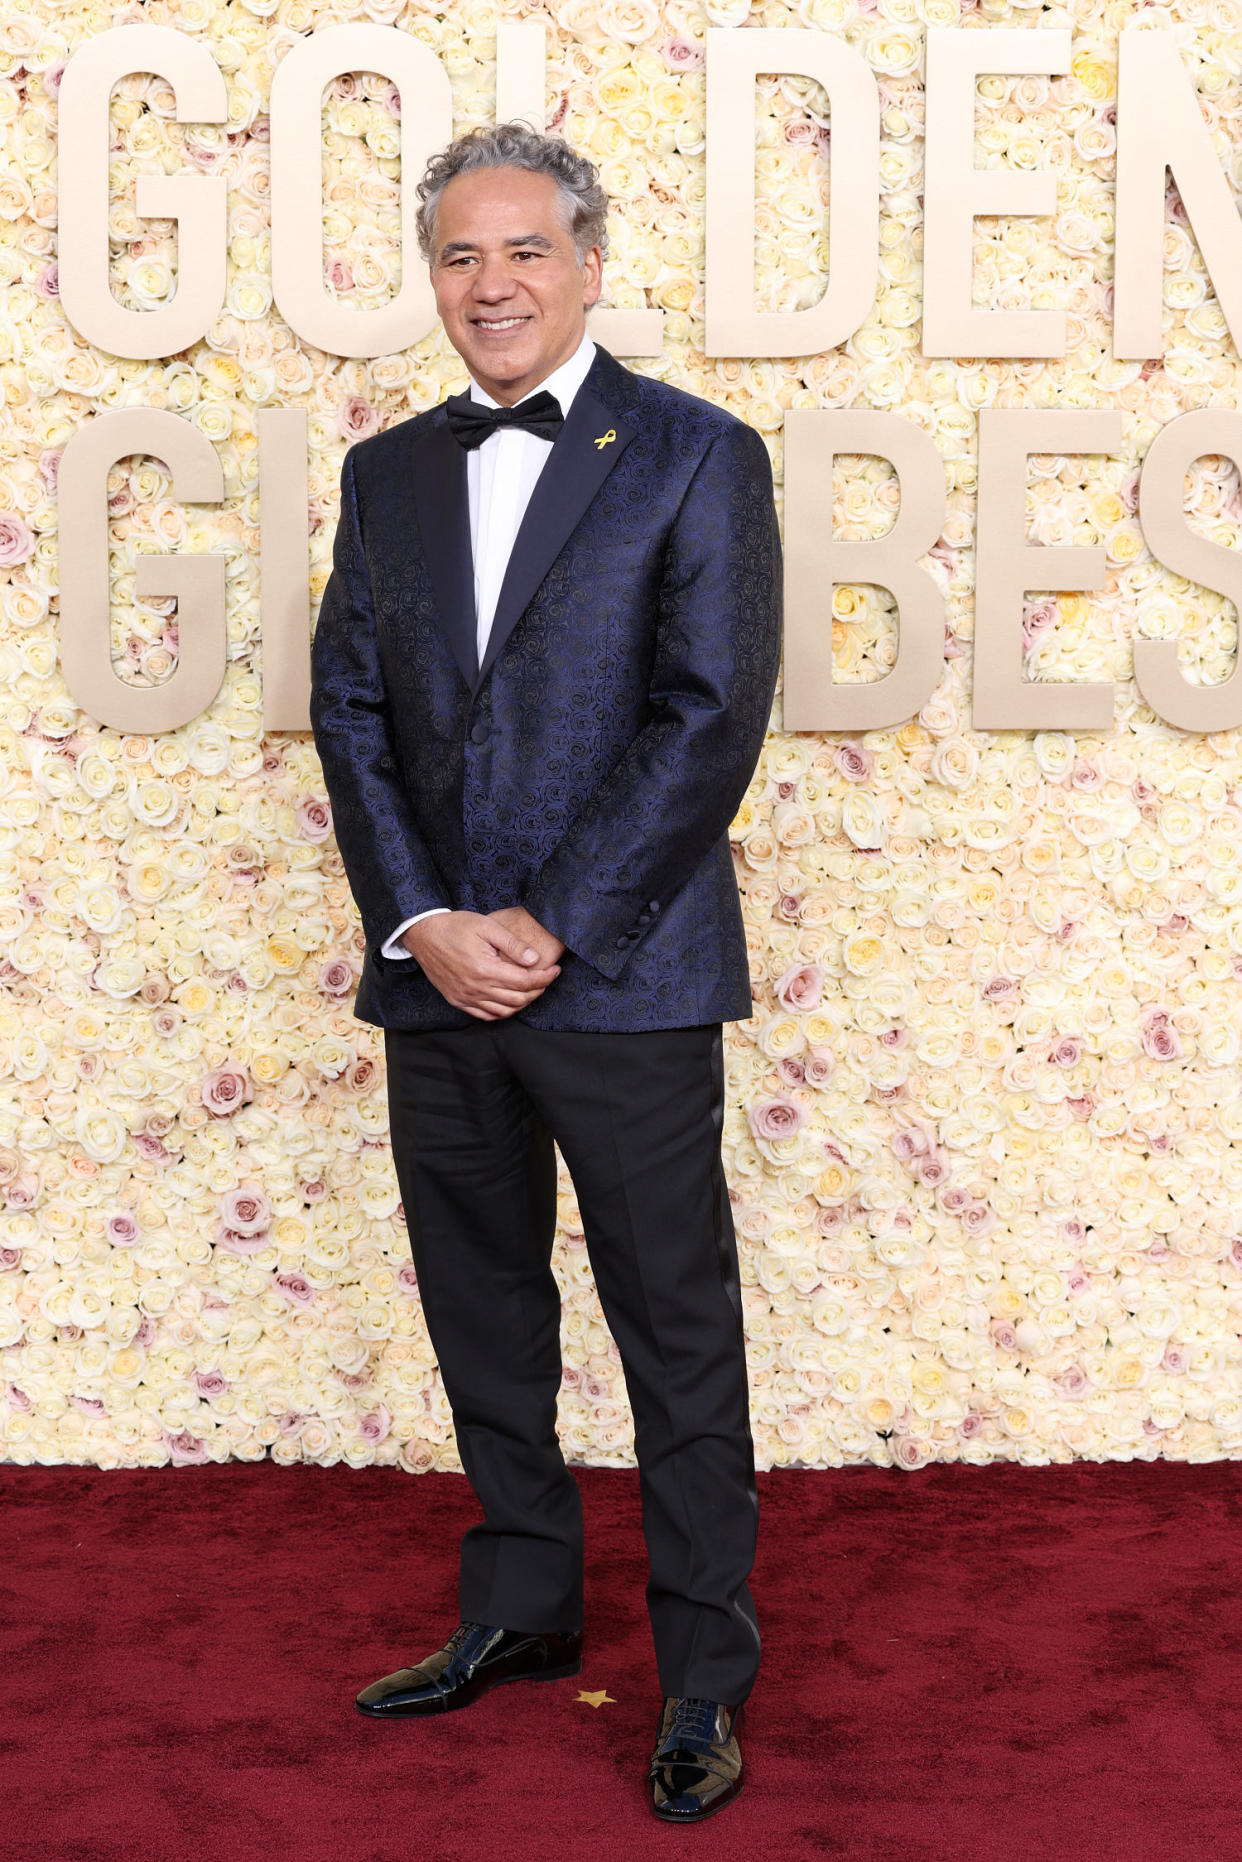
[490,923,540,965]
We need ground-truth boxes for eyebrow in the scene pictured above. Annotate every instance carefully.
[437,233,556,259]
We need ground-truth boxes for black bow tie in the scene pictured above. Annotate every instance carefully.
[444,388,565,451]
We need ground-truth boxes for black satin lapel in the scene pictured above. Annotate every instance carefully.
[474,384,636,693]
[411,417,477,690]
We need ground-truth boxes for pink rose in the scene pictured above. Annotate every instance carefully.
[275,1272,314,1307]
[163,1428,210,1466]
[1049,1036,1083,1068]
[803,1050,835,1085]
[326,259,353,292]
[202,1065,251,1115]
[991,1319,1018,1351]
[72,1394,106,1415]
[337,396,379,441]
[913,1150,950,1188]
[133,1316,156,1348]
[774,961,824,1011]
[360,1404,391,1444]
[659,36,703,69]
[982,976,1016,1001]
[215,1184,272,1256]
[319,957,354,997]
[221,1184,271,1235]
[6,1173,37,1210]
[1053,1363,1088,1397]
[834,741,872,782]
[192,1370,228,1400]
[107,1211,139,1247]
[1021,597,1057,655]
[7,1384,31,1411]
[1141,1015,1183,1061]
[0,1248,19,1270]
[747,1096,807,1140]
[892,1126,931,1163]
[397,1263,419,1292]
[36,263,58,299]
[296,796,332,841]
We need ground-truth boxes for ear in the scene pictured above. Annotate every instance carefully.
[582,244,604,308]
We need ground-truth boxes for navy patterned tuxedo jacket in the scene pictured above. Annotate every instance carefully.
[309,342,783,1034]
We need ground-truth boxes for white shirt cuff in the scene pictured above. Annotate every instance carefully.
[381,908,451,960]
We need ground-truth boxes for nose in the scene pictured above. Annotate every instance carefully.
[471,252,517,302]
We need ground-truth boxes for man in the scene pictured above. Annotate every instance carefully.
[309,121,782,1825]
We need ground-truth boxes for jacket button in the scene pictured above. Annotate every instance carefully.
[469,720,489,744]
[647,900,660,913]
[637,913,650,926]
[615,935,628,949]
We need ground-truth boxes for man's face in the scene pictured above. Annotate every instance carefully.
[429,166,603,405]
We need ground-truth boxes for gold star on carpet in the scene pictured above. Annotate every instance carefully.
[576,1689,615,1708]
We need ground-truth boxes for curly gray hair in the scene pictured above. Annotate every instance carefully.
[415,122,610,267]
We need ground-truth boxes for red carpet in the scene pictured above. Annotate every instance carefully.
[4,1458,1242,1861]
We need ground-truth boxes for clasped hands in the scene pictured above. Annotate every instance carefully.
[400,906,565,1021]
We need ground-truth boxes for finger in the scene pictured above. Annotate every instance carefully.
[476,988,547,1015]
[477,923,540,966]
[479,955,560,981]
[475,986,546,1010]
[486,957,560,979]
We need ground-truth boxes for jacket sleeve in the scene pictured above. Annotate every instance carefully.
[521,419,782,982]
[309,444,452,956]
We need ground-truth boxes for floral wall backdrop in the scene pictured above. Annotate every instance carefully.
[4,0,1242,1473]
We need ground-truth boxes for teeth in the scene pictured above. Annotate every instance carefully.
[477,317,526,329]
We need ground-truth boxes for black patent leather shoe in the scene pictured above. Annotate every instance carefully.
[648,1697,745,1822]
[355,1621,582,1717]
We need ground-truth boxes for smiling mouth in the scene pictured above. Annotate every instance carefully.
[471,315,532,332]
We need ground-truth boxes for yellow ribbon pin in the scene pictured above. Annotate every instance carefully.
[594,429,617,450]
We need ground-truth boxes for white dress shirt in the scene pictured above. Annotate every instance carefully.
[381,328,598,962]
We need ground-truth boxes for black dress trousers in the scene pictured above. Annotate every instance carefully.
[383,1016,762,1706]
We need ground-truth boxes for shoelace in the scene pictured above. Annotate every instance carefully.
[443,1621,502,1676]
[661,1696,723,1754]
